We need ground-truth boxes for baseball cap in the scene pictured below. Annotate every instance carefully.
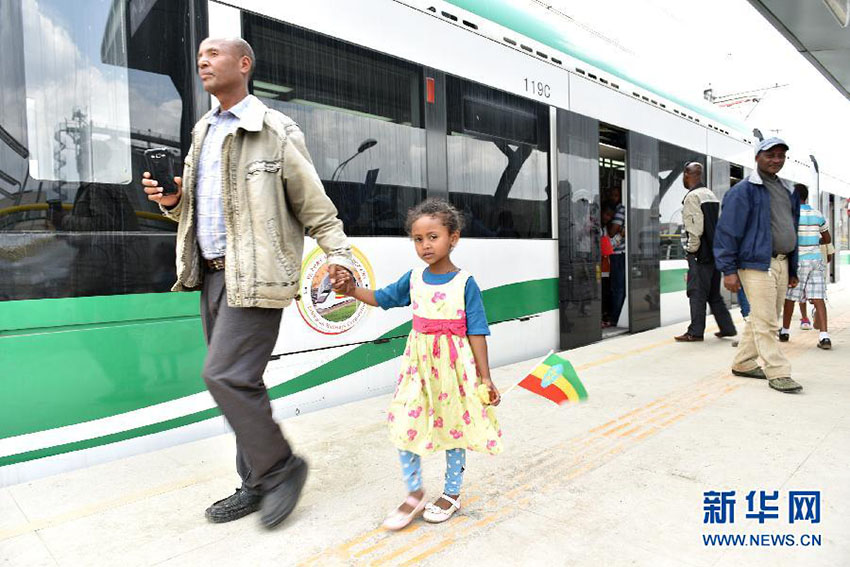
[755,137,789,155]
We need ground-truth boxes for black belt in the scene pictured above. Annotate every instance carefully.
[205,256,225,271]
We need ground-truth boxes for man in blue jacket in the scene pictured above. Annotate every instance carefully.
[714,137,802,393]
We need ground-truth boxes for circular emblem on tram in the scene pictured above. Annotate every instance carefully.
[296,245,375,335]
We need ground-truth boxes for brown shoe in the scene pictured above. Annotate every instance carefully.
[674,333,704,342]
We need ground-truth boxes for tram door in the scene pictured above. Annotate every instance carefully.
[556,110,602,350]
[598,124,628,336]
[626,132,661,332]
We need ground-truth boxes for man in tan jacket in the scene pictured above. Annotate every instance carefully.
[675,162,736,342]
[143,38,353,529]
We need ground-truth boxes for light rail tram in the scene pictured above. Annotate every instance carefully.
[2,0,849,485]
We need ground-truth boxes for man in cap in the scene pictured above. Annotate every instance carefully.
[714,137,802,393]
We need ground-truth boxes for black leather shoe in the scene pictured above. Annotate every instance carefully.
[674,333,703,342]
[818,338,832,350]
[261,455,309,529]
[779,331,790,342]
[715,330,737,338]
[205,487,262,523]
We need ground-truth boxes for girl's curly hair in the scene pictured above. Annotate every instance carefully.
[404,198,465,235]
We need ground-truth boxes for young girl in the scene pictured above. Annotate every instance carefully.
[338,198,502,530]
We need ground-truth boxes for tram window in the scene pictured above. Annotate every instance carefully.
[445,77,551,238]
[243,14,427,237]
[730,164,745,186]
[0,0,199,301]
[657,142,707,261]
[710,158,732,204]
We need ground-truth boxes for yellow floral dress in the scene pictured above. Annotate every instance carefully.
[387,267,502,455]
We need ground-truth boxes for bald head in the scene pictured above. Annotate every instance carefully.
[684,162,702,175]
[226,38,255,78]
[683,162,703,189]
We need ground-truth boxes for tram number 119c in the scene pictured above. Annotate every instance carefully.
[525,78,551,98]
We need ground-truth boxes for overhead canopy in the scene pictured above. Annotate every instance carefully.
[747,0,850,101]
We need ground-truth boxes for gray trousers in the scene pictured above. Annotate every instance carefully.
[686,255,736,337]
[200,270,292,493]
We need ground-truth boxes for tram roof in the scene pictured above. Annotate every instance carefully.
[747,0,850,102]
[444,0,752,136]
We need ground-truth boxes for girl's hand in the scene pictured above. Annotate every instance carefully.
[333,270,356,295]
[483,378,500,406]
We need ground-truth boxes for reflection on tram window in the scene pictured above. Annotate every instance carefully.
[243,14,426,237]
[0,0,198,301]
[445,77,551,239]
[657,142,707,261]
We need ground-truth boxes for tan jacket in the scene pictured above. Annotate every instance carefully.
[163,97,354,308]
[681,186,719,255]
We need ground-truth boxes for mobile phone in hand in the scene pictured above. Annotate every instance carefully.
[143,148,178,195]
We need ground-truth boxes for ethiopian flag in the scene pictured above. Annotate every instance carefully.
[519,353,587,405]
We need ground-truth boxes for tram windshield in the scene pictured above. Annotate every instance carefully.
[0,0,198,301]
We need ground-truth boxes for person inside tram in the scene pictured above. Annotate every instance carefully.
[495,209,521,237]
[600,203,615,326]
[47,179,147,297]
[604,185,626,327]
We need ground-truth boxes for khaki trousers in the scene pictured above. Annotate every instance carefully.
[733,257,792,379]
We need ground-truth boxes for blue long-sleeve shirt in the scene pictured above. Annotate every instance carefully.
[374,269,490,335]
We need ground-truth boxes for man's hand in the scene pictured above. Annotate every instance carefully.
[332,269,356,296]
[788,276,799,289]
[142,172,182,208]
[328,264,354,293]
[723,273,741,293]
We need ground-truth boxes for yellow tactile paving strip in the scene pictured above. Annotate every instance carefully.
[0,313,844,564]
[299,316,848,567]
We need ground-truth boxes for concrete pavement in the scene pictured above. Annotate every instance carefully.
[2,285,849,567]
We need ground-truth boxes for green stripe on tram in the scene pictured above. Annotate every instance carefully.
[0,278,559,467]
[659,268,688,294]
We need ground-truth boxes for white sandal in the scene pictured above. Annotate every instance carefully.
[382,493,426,531]
[422,494,460,523]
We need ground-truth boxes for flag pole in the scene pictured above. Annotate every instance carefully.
[501,349,554,396]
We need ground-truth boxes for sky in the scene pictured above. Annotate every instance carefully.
[539,0,850,181]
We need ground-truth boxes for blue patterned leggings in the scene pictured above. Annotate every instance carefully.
[398,449,466,495]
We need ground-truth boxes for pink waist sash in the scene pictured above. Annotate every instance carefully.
[412,315,467,365]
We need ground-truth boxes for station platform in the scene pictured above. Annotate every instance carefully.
[2,284,849,567]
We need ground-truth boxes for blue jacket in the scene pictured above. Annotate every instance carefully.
[714,170,800,278]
